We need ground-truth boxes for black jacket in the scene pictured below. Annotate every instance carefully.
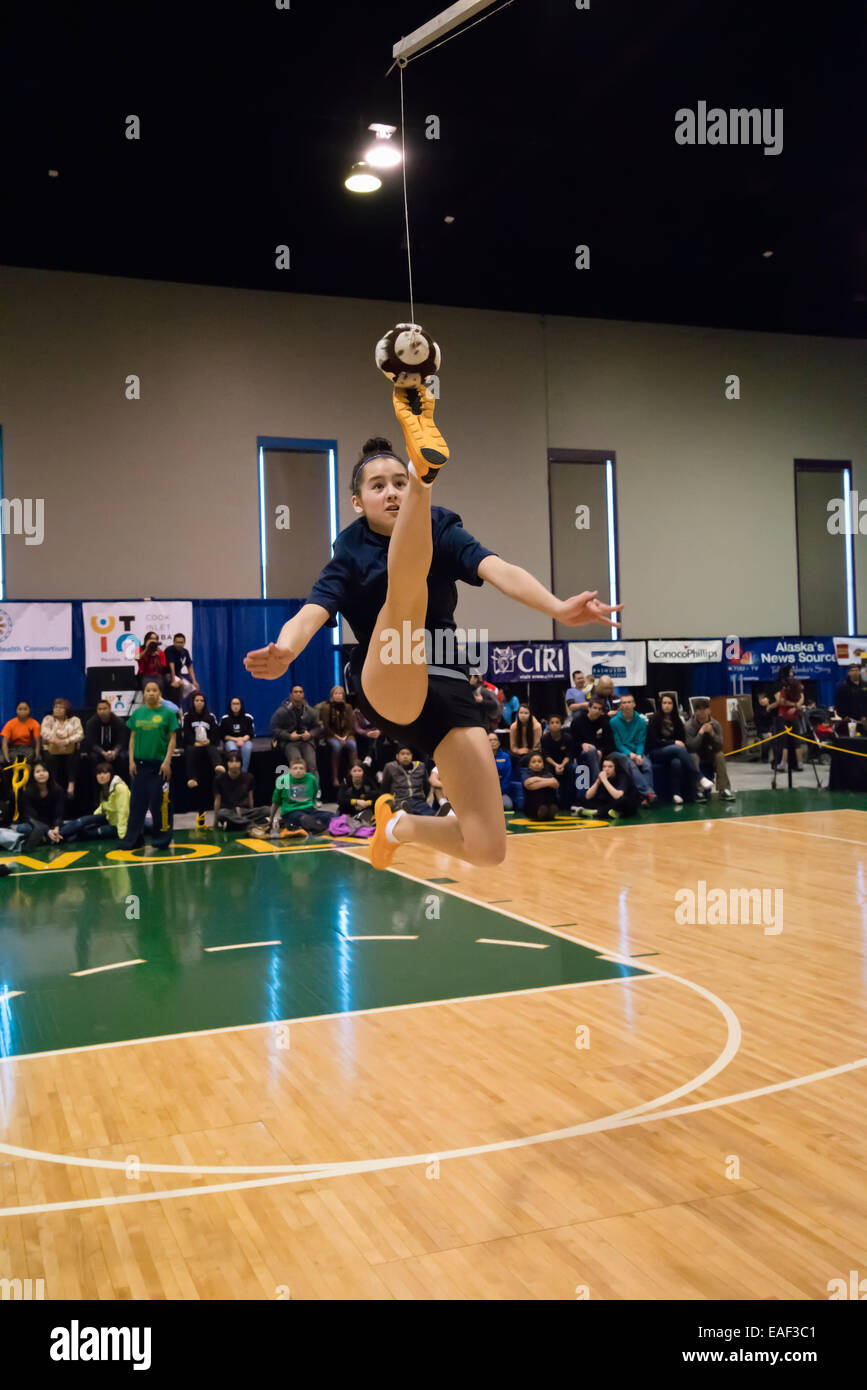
[569,710,614,756]
[270,700,323,742]
[20,781,65,828]
[84,712,129,759]
[337,774,377,816]
[834,678,867,721]
[182,710,221,748]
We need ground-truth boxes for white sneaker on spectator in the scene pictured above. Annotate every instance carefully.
[699,777,714,792]
[721,788,735,799]
[672,794,684,805]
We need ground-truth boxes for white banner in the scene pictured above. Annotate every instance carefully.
[0,603,72,660]
[568,640,647,686]
[82,602,194,669]
[647,639,724,664]
[832,638,867,667]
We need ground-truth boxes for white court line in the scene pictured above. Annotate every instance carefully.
[476,938,548,949]
[6,1048,862,1221]
[70,960,145,977]
[204,941,280,952]
[344,935,419,941]
[725,819,867,848]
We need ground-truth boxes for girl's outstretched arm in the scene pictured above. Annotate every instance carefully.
[244,603,331,680]
[477,555,622,628]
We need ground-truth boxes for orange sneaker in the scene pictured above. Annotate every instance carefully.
[393,384,449,484]
[370,794,400,870]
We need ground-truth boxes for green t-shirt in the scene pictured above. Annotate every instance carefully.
[273,771,319,814]
[128,703,179,761]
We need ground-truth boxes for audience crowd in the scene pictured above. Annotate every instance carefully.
[3,651,865,850]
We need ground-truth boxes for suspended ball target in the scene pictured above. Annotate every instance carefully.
[375,322,441,387]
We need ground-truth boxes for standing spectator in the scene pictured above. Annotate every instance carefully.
[212,751,266,831]
[2,701,41,766]
[254,757,330,839]
[83,700,129,785]
[488,731,515,810]
[318,685,358,787]
[646,694,712,805]
[509,703,542,767]
[753,693,775,763]
[769,666,805,772]
[380,745,434,814]
[610,693,657,805]
[183,693,226,827]
[40,698,84,799]
[684,699,735,800]
[570,696,614,785]
[58,762,130,842]
[584,756,641,820]
[219,697,255,772]
[270,685,322,774]
[337,761,377,823]
[520,752,561,822]
[471,681,501,733]
[118,681,178,850]
[17,759,66,850]
[834,662,867,733]
[540,714,575,809]
[136,632,168,693]
[165,633,199,712]
[501,686,521,728]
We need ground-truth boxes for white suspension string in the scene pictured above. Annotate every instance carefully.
[399,62,415,327]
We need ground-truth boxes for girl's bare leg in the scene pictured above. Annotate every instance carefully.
[390,725,507,868]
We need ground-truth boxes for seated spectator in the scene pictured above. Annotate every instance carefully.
[684,699,734,800]
[501,687,520,728]
[58,761,130,841]
[183,693,226,826]
[610,693,657,805]
[570,696,614,786]
[584,756,641,820]
[165,632,199,712]
[219,697,255,771]
[40,698,84,798]
[336,761,377,823]
[270,684,322,774]
[17,758,66,850]
[520,752,561,821]
[540,714,575,809]
[352,705,393,772]
[212,751,269,832]
[509,703,542,768]
[646,694,712,804]
[317,685,359,787]
[2,701,41,765]
[253,756,330,839]
[136,632,168,693]
[488,731,515,811]
[834,662,867,734]
[564,669,590,709]
[84,700,129,784]
[426,763,452,815]
[381,744,435,814]
[586,674,616,711]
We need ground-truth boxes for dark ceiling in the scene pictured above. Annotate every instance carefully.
[2,0,865,337]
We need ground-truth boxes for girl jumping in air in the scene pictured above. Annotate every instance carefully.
[244,384,620,870]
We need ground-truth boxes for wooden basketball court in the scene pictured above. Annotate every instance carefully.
[1,794,866,1300]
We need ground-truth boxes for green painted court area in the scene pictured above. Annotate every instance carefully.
[0,845,647,1059]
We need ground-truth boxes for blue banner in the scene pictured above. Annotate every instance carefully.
[484,642,567,683]
[727,637,838,681]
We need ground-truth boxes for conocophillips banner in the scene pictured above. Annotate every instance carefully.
[568,641,647,685]
[647,639,724,664]
[0,603,72,660]
[82,602,194,668]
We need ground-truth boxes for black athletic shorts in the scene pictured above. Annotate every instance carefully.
[345,662,485,759]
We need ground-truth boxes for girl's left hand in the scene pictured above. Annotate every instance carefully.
[556,591,623,628]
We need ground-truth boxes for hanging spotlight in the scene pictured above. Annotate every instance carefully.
[364,123,401,169]
[345,161,382,193]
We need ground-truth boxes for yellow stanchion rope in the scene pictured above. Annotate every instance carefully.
[723,726,867,759]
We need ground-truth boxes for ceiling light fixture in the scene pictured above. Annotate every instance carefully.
[345,162,382,193]
[364,123,401,169]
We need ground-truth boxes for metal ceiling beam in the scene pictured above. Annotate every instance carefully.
[392,1,500,63]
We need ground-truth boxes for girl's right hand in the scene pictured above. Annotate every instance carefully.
[243,643,294,680]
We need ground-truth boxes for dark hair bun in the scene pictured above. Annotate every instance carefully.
[359,436,393,460]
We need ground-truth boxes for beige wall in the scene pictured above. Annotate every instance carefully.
[1,265,864,639]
